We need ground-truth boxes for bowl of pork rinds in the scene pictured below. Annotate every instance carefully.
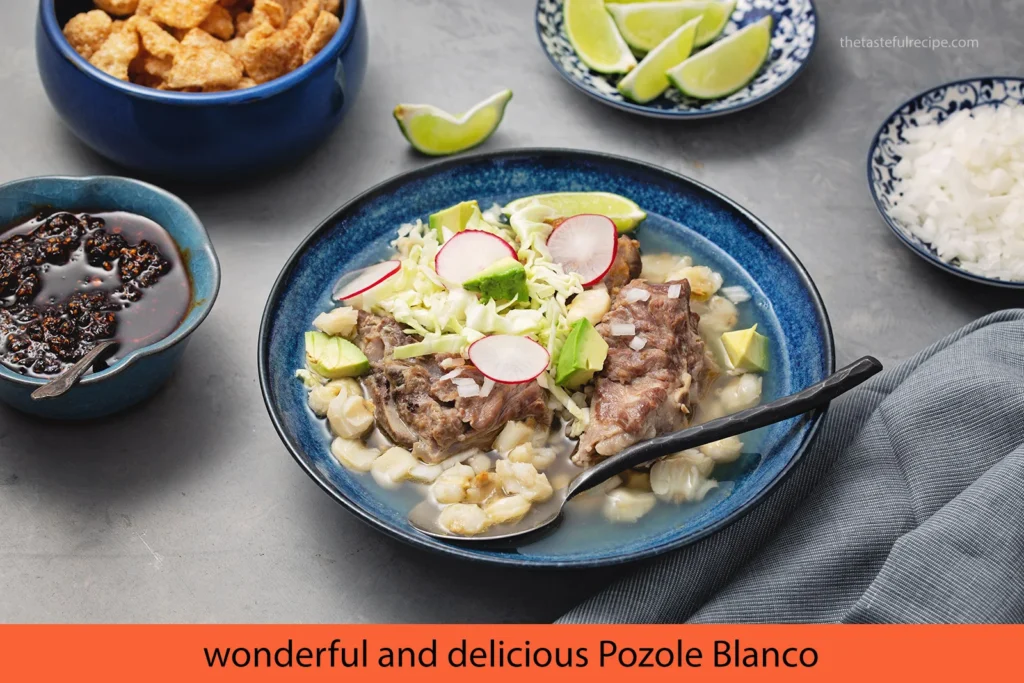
[36,0,367,178]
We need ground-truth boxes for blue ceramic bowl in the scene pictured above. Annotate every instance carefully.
[868,76,1024,289]
[536,0,818,119]
[259,149,833,568]
[36,0,368,179]
[0,176,220,419]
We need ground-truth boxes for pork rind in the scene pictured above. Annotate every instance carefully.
[164,44,243,90]
[223,36,246,60]
[234,11,257,37]
[290,0,324,27]
[252,0,286,29]
[199,4,235,39]
[302,10,339,63]
[151,0,220,29]
[240,18,305,83]
[180,27,223,48]
[135,0,159,16]
[89,24,141,80]
[65,0,341,90]
[131,16,180,59]
[95,0,140,16]
[64,10,114,60]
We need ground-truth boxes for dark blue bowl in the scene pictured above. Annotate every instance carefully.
[0,176,220,419]
[259,149,834,568]
[36,0,368,179]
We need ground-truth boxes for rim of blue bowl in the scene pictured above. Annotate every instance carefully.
[534,0,819,120]
[0,175,221,388]
[40,0,360,106]
[866,75,1024,290]
[257,147,836,568]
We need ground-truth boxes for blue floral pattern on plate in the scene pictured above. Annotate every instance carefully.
[536,0,817,119]
[868,77,1024,289]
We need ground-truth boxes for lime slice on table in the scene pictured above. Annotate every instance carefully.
[606,0,736,52]
[617,17,700,103]
[502,192,646,232]
[667,15,772,100]
[393,89,512,156]
[564,0,637,74]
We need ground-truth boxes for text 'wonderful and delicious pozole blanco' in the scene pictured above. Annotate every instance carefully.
[295,193,771,536]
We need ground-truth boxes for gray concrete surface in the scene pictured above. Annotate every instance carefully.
[1,0,1021,623]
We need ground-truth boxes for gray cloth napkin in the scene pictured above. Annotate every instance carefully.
[559,310,1024,624]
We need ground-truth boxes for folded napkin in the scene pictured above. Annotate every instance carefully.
[560,310,1024,624]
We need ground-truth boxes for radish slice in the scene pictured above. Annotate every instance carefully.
[546,214,618,287]
[434,230,517,285]
[333,260,401,300]
[468,335,550,385]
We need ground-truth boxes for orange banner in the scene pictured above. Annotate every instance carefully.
[0,624,1017,680]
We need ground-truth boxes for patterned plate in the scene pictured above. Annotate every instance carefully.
[535,0,818,119]
[868,77,1024,289]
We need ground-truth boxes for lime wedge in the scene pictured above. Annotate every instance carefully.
[691,0,734,47]
[618,17,699,103]
[606,1,735,52]
[667,15,772,100]
[502,192,646,232]
[394,89,512,156]
[564,0,637,74]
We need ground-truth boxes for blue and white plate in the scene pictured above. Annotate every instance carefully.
[535,0,818,119]
[259,149,834,568]
[868,77,1024,289]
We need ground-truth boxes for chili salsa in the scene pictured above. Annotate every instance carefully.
[0,210,191,378]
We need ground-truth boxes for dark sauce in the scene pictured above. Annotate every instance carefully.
[0,210,191,378]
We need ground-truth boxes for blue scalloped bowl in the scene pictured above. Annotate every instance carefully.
[0,175,220,419]
[259,149,833,567]
[868,76,1024,289]
[536,0,818,119]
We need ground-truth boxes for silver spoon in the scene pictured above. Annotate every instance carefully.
[409,356,883,541]
[31,340,118,400]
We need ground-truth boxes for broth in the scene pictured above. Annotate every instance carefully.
[306,212,774,545]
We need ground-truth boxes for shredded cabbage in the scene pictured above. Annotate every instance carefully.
[352,204,586,425]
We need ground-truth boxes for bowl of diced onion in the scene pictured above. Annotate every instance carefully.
[868,76,1024,288]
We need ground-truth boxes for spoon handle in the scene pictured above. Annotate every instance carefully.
[31,340,118,400]
[566,356,883,499]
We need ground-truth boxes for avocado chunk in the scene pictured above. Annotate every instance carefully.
[556,318,609,389]
[304,331,370,379]
[429,200,480,240]
[721,324,770,372]
[463,257,530,302]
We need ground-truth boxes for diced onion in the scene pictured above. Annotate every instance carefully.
[629,336,647,351]
[439,369,463,381]
[610,323,636,336]
[623,288,651,303]
[721,285,751,304]
[457,383,481,398]
[667,284,682,299]
[452,377,477,386]
[480,377,495,397]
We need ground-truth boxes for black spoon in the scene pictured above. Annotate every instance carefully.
[408,356,883,540]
